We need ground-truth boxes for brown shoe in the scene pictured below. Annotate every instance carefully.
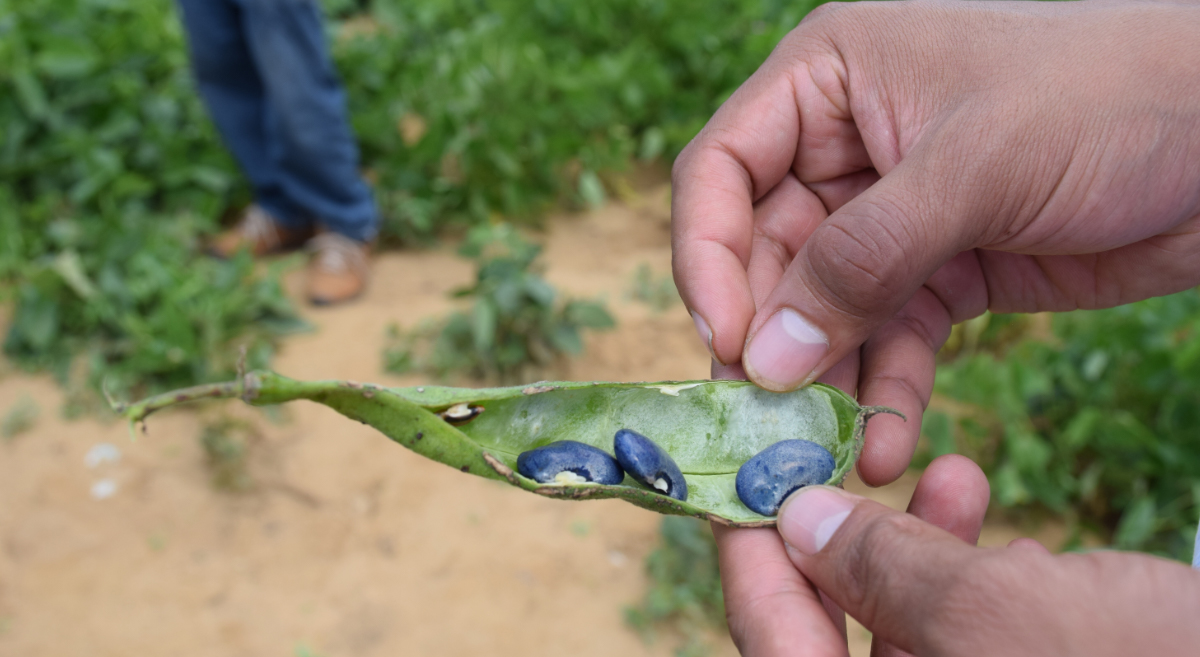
[305,233,371,306]
[207,205,314,259]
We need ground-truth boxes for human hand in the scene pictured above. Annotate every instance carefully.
[714,454,988,657]
[715,455,1200,657]
[673,0,1200,485]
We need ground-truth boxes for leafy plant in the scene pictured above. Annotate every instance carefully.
[2,218,308,411]
[625,517,726,657]
[923,291,1200,562]
[1,395,40,440]
[628,263,680,313]
[331,0,823,241]
[198,416,258,492]
[1,0,302,407]
[3,0,830,405]
[384,224,614,383]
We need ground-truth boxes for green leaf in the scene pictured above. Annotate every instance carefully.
[1114,496,1157,550]
[578,170,606,208]
[639,127,665,161]
[11,67,48,120]
[921,411,955,459]
[34,45,99,79]
[566,300,615,329]
[50,250,97,300]
[471,298,497,353]
[523,276,557,307]
[549,324,583,354]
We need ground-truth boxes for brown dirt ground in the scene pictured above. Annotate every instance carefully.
[0,185,1062,656]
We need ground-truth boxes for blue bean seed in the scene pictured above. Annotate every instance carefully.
[516,441,624,485]
[613,429,688,501]
[735,439,836,516]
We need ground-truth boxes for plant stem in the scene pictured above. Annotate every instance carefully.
[115,380,245,424]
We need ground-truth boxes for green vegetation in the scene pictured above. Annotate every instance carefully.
[923,290,1200,562]
[384,224,614,383]
[2,0,819,401]
[2,0,304,406]
[198,416,257,492]
[1,395,39,440]
[626,517,725,657]
[332,0,819,240]
[628,263,681,312]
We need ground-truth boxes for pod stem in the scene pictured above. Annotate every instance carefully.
[111,376,254,426]
[860,405,906,422]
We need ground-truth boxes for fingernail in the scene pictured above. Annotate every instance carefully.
[691,311,718,361]
[777,486,855,555]
[744,308,828,389]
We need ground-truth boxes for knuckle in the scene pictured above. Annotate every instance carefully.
[804,203,920,320]
[670,142,697,182]
[839,512,926,626]
[929,551,1029,634]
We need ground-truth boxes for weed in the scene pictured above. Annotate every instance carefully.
[628,263,680,313]
[1,395,39,440]
[384,224,614,383]
[923,292,1200,561]
[294,644,325,657]
[198,417,258,492]
[626,517,726,657]
[4,0,821,403]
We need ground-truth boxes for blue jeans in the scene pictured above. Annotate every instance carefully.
[177,0,377,242]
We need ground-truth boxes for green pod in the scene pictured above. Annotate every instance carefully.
[117,370,900,527]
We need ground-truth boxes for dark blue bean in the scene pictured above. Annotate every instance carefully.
[735,439,835,516]
[613,429,688,501]
[516,441,624,485]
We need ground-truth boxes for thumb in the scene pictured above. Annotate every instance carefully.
[741,158,984,391]
[776,486,975,653]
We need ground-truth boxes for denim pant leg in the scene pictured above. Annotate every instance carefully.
[238,0,377,242]
[176,0,309,229]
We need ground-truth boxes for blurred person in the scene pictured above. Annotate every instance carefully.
[671,0,1200,654]
[178,0,377,305]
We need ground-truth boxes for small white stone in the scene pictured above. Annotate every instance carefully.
[653,478,669,492]
[85,443,121,468]
[91,478,117,500]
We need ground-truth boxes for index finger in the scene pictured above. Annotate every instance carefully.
[713,525,849,657]
[671,61,803,365]
[672,23,871,368]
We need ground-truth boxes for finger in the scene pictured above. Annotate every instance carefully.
[1008,537,1051,553]
[776,485,975,653]
[905,455,991,545]
[746,173,829,309]
[868,456,990,657]
[673,33,865,367]
[713,525,849,657]
[712,359,747,381]
[740,155,989,391]
[805,169,881,215]
[855,287,952,485]
[924,250,989,324]
[816,351,860,398]
[672,67,805,365]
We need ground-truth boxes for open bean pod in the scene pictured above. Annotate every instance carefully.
[116,371,900,527]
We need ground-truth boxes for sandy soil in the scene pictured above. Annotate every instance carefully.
[0,186,1056,656]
